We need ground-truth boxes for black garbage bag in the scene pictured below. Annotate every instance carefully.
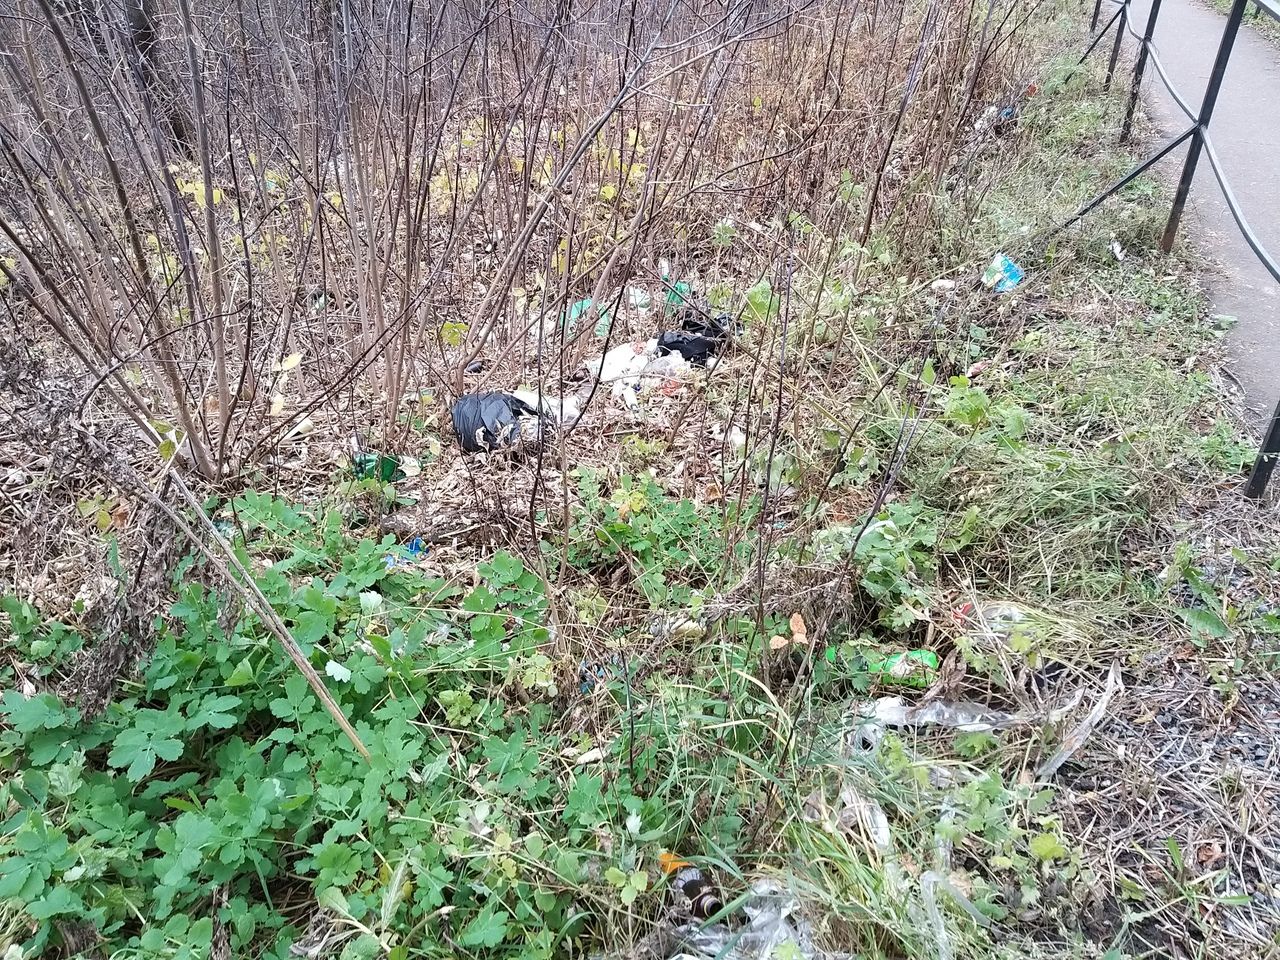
[678,308,735,342]
[656,331,719,366]
[654,307,738,366]
[451,392,539,453]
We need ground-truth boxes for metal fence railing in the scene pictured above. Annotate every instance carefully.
[1069,0,1280,499]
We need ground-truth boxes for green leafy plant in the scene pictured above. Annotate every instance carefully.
[604,866,649,905]
[0,496,650,959]
[561,470,753,608]
[811,499,941,628]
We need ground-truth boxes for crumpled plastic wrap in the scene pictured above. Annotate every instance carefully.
[868,691,1082,733]
[916,869,992,960]
[801,783,891,855]
[667,880,839,960]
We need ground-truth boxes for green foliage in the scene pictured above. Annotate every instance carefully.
[561,470,754,608]
[2,596,84,674]
[1196,418,1256,473]
[711,219,737,248]
[941,376,1023,434]
[953,731,999,758]
[439,320,468,347]
[604,866,648,905]
[743,278,779,323]
[811,499,941,629]
[0,494,670,959]
[1164,542,1280,653]
[2,34,1269,960]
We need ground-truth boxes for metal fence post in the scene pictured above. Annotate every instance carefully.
[1105,0,1128,90]
[1160,0,1249,252]
[1091,0,1104,30]
[1080,5,1126,64]
[1245,403,1280,499]
[1121,0,1163,140]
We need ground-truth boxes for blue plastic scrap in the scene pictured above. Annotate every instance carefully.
[579,655,626,694]
[579,660,609,694]
[564,298,613,338]
[383,537,429,569]
[982,253,1024,292]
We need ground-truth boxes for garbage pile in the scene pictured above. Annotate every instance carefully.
[450,392,542,454]
[656,307,735,367]
[450,284,738,450]
[448,389,583,454]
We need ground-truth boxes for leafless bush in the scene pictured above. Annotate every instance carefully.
[0,0,1044,480]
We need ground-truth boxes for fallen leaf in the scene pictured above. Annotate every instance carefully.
[269,394,285,416]
[1196,842,1224,865]
[790,612,808,643]
[274,351,303,372]
[948,870,974,896]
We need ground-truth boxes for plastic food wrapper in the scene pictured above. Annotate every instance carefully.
[668,880,842,960]
[383,536,428,570]
[981,253,1024,292]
